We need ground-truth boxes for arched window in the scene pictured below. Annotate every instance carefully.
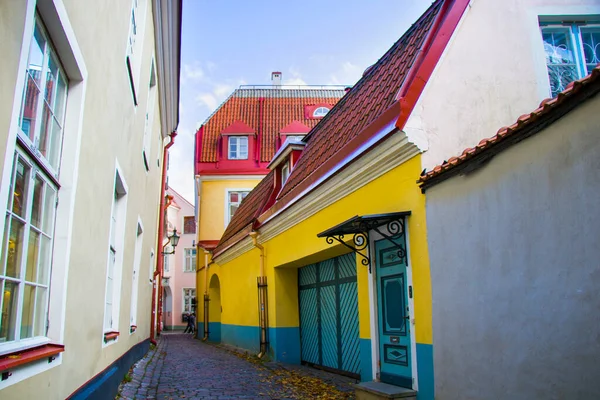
[313,107,330,118]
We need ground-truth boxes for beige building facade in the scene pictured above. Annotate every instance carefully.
[0,0,181,398]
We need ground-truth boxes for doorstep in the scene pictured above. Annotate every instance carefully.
[355,381,417,400]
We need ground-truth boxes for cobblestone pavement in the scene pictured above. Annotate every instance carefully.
[116,333,357,399]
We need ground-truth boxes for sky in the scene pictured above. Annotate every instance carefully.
[170,0,433,203]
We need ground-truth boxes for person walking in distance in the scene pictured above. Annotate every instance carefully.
[184,312,195,334]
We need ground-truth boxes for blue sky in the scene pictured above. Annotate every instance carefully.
[170,0,433,202]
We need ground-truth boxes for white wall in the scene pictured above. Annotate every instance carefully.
[425,93,600,399]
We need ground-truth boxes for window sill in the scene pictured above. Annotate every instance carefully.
[0,343,64,373]
[103,331,120,343]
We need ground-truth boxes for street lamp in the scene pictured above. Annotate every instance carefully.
[162,228,180,255]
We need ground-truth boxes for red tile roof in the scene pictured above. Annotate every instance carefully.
[280,120,311,134]
[213,0,470,258]
[276,0,445,201]
[214,171,276,255]
[198,89,345,163]
[418,64,600,189]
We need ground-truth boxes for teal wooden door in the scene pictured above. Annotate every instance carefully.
[298,253,360,377]
[375,236,412,388]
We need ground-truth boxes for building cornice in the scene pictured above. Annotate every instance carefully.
[213,130,421,265]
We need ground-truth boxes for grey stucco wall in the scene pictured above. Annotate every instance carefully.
[425,94,600,399]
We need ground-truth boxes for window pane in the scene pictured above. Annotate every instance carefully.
[12,158,30,218]
[27,24,45,86]
[37,235,51,285]
[230,192,238,203]
[38,104,52,161]
[45,54,59,105]
[31,175,44,229]
[542,28,578,96]
[42,184,56,235]
[581,27,600,74]
[0,280,18,342]
[230,204,238,219]
[6,218,25,278]
[20,74,40,140]
[241,192,249,200]
[47,116,63,169]
[34,287,47,337]
[54,72,67,124]
[20,284,35,339]
[25,230,40,283]
[1,216,9,276]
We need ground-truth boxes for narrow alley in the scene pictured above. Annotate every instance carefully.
[116,333,356,400]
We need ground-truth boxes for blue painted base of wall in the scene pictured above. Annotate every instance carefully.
[360,338,373,382]
[268,327,300,364]
[416,343,434,400]
[68,339,150,400]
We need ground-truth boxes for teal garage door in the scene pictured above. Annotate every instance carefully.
[298,253,360,377]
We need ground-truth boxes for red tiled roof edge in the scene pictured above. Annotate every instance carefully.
[256,0,469,226]
[418,65,600,190]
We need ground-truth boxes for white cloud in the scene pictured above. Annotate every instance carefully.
[283,67,308,86]
[328,61,362,86]
[195,92,218,111]
[183,63,205,82]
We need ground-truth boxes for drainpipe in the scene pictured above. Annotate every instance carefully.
[249,231,268,358]
[256,97,264,166]
[150,131,176,343]
[202,249,211,341]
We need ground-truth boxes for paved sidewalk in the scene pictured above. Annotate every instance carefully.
[116,333,356,399]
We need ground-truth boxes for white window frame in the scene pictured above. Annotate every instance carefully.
[103,163,128,343]
[129,218,143,332]
[182,288,196,314]
[539,16,600,96]
[227,136,249,160]
[142,58,157,171]
[0,0,87,387]
[224,188,251,227]
[281,162,290,185]
[313,106,330,118]
[125,0,148,106]
[148,249,155,285]
[184,248,196,272]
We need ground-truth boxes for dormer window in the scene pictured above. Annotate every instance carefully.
[313,107,330,118]
[281,162,290,184]
[228,136,248,160]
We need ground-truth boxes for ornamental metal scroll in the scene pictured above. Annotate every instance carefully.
[325,232,370,268]
[319,213,409,274]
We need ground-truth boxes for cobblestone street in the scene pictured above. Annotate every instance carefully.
[116,333,357,399]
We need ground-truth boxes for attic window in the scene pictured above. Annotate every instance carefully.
[313,107,330,118]
[282,162,290,184]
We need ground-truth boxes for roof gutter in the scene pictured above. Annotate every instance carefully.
[152,0,182,137]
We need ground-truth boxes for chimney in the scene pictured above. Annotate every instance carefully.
[271,71,282,86]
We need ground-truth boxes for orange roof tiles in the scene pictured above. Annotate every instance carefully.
[199,89,345,163]
[418,64,600,189]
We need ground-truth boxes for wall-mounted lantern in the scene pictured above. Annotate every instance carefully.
[162,228,180,255]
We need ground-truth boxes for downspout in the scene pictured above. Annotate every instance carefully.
[202,249,211,341]
[150,131,176,344]
[249,231,267,358]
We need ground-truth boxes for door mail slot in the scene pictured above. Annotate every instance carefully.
[390,336,399,343]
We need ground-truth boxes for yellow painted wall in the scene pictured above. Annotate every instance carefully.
[204,154,432,345]
[198,179,263,241]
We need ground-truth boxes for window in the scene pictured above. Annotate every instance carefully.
[226,190,249,224]
[142,60,157,171]
[228,136,248,160]
[541,20,600,97]
[0,16,67,346]
[148,249,154,284]
[183,216,195,234]
[130,221,143,329]
[163,249,170,273]
[184,248,196,272]
[104,170,127,334]
[126,0,148,104]
[183,288,196,313]
[286,135,305,142]
[18,19,68,176]
[281,163,290,185]
[313,107,330,118]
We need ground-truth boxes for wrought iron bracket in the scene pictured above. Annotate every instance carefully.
[318,211,411,273]
[325,233,371,271]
